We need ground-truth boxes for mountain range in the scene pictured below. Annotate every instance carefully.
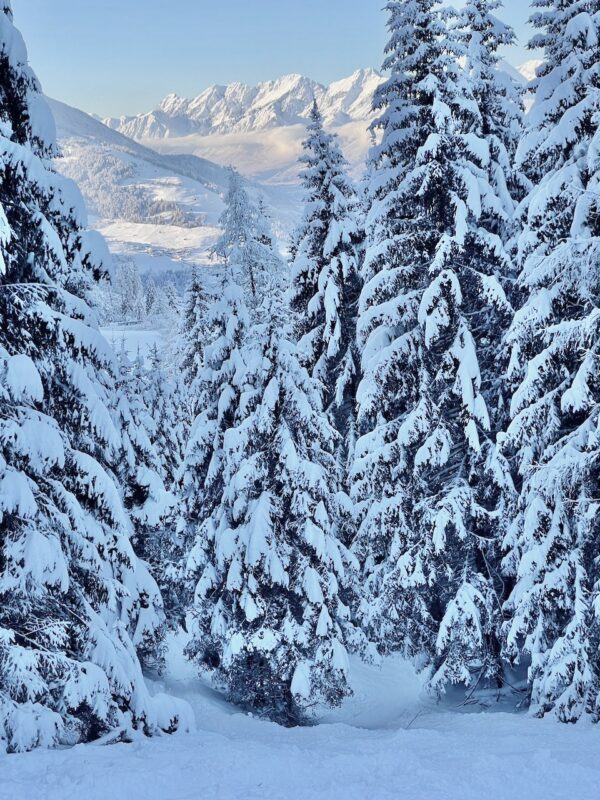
[104,62,538,143]
[104,69,383,140]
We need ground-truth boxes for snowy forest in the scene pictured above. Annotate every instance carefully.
[1,0,600,796]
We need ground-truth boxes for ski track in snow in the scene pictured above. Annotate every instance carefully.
[2,649,599,800]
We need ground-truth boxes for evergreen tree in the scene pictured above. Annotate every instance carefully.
[352,0,518,694]
[145,276,158,320]
[185,287,355,724]
[146,343,187,489]
[177,276,251,613]
[180,265,209,391]
[0,4,188,751]
[113,345,175,546]
[163,281,183,325]
[178,179,287,587]
[140,343,188,630]
[290,102,363,475]
[112,345,174,669]
[180,169,356,722]
[213,169,283,310]
[113,259,146,323]
[501,0,600,722]
[257,195,288,292]
[456,0,527,215]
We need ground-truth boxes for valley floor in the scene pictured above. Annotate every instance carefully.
[2,649,599,800]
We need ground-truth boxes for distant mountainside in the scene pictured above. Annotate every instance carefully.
[103,69,382,140]
[49,97,232,199]
[48,98,301,280]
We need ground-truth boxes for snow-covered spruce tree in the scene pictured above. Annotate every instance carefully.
[113,259,146,324]
[146,343,187,490]
[177,273,251,618]
[455,0,527,217]
[290,102,363,477]
[111,345,174,668]
[112,345,177,650]
[143,343,189,628]
[212,168,283,311]
[161,280,182,320]
[177,178,281,616]
[352,0,517,694]
[501,0,600,722]
[257,195,289,293]
[0,4,189,752]
[180,265,209,392]
[178,177,286,578]
[185,285,356,724]
[145,276,158,320]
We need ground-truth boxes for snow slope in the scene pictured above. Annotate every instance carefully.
[50,97,231,207]
[2,652,598,800]
[49,98,226,276]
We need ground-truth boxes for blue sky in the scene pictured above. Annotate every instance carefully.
[13,0,536,118]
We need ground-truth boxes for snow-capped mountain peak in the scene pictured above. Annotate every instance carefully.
[517,59,544,83]
[158,92,189,114]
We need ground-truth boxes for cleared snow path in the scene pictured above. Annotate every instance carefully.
[2,651,599,800]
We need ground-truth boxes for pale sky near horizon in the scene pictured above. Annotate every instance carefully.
[13,0,538,118]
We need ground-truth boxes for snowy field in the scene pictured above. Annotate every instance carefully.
[2,650,599,800]
[96,218,220,276]
[100,327,165,363]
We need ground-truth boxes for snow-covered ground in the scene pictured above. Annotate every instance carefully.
[3,647,598,800]
[101,327,165,363]
[96,219,221,274]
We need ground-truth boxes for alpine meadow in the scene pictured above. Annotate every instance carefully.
[1,1,599,798]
